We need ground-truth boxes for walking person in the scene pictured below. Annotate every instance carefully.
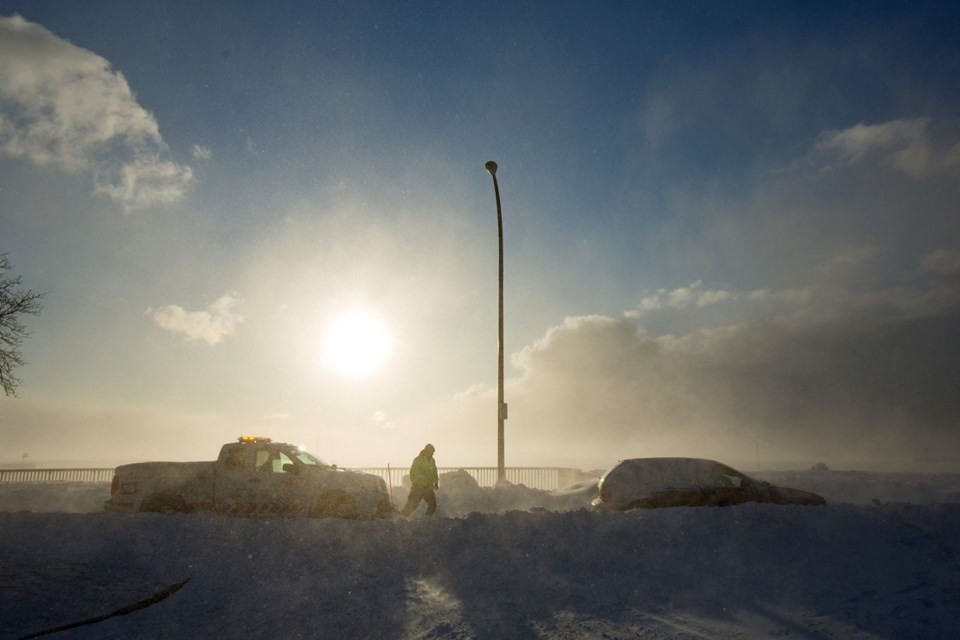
[400,444,439,518]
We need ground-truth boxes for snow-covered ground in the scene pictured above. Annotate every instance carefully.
[2,469,959,639]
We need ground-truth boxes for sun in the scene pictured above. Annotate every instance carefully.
[322,309,392,379]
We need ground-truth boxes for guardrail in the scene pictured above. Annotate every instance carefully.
[0,468,116,483]
[0,466,584,490]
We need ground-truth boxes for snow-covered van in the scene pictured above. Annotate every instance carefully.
[104,437,393,519]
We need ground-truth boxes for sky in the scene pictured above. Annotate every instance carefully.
[1,1,960,470]
[2,475,960,638]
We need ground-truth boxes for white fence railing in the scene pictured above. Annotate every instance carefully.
[0,468,116,483]
[0,466,584,491]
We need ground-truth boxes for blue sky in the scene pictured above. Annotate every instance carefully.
[2,1,959,470]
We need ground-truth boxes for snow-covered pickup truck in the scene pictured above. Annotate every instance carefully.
[104,436,393,519]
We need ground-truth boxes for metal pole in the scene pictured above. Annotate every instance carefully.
[485,160,507,483]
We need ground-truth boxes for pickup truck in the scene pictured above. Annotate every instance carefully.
[104,436,393,519]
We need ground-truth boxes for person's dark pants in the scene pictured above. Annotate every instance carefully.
[400,484,436,518]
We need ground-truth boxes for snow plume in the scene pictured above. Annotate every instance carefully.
[509,253,960,467]
[0,14,193,211]
[148,295,243,345]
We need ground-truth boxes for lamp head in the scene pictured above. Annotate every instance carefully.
[485,161,498,176]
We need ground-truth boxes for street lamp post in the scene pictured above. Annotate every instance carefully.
[485,160,507,483]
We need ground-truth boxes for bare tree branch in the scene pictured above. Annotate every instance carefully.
[0,253,44,397]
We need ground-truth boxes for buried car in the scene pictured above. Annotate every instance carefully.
[592,457,826,511]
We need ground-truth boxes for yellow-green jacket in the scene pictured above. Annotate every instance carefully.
[410,451,438,488]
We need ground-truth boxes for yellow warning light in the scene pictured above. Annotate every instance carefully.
[238,436,272,444]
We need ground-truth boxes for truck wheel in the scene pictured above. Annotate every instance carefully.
[140,492,188,513]
[312,491,360,519]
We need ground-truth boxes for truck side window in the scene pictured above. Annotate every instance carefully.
[256,449,276,472]
[225,449,245,472]
[256,449,295,473]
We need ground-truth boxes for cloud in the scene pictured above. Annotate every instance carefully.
[921,249,960,278]
[371,411,397,430]
[503,251,960,466]
[453,384,492,401]
[811,118,960,177]
[92,155,194,209]
[260,412,292,421]
[0,14,193,211]
[192,144,212,161]
[627,281,759,318]
[659,116,960,298]
[148,295,244,345]
[815,244,879,275]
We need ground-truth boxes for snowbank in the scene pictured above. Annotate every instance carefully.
[2,504,958,639]
[2,471,959,639]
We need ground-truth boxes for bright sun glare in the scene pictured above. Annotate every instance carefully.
[322,309,391,379]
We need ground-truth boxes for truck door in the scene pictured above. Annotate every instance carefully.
[212,446,256,514]
[245,447,314,516]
